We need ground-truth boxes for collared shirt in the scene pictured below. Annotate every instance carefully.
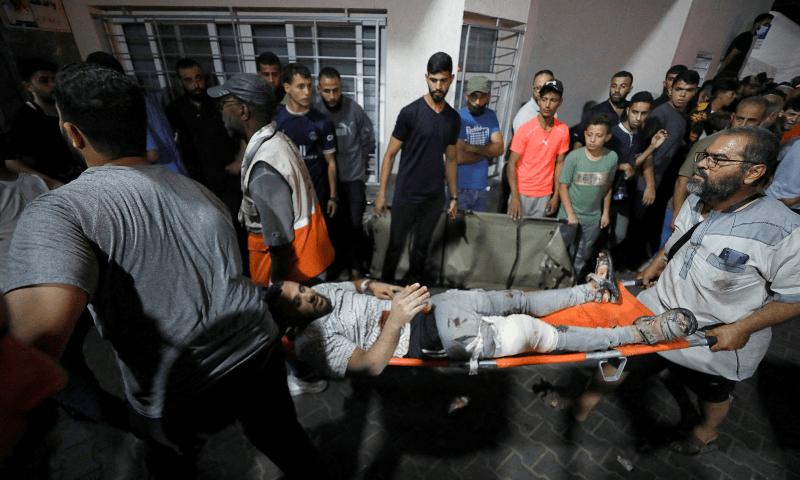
[296,282,410,379]
[638,195,800,381]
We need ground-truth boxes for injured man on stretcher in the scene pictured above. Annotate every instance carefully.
[265,255,697,378]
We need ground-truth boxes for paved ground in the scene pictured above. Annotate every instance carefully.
[4,180,800,479]
[3,279,800,480]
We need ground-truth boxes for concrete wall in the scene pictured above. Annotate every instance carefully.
[519,0,694,127]
[672,0,774,80]
[747,11,800,83]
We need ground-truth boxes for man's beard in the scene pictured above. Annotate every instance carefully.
[429,87,446,103]
[467,103,486,116]
[186,88,207,102]
[324,96,342,112]
[60,125,87,168]
[687,169,742,203]
[609,95,627,108]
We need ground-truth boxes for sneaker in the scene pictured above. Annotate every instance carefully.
[586,250,620,303]
[633,308,697,345]
[286,374,328,396]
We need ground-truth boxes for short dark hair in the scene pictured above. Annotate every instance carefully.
[612,71,633,82]
[318,66,341,82]
[175,58,201,75]
[673,70,700,87]
[282,63,311,86]
[427,52,453,75]
[256,52,281,69]
[532,69,554,85]
[784,96,800,113]
[18,58,57,82]
[263,281,290,328]
[721,126,779,187]
[706,110,731,133]
[629,91,654,106]
[711,77,740,98]
[754,13,774,25]
[587,113,613,132]
[762,88,787,101]
[665,64,688,79]
[85,51,124,73]
[55,63,146,159]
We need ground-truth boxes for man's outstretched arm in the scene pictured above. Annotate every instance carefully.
[5,284,88,362]
[346,284,429,376]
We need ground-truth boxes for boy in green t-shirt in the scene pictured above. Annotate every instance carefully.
[557,113,618,275]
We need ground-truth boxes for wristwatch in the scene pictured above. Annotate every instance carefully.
[330,196,339,203]
[450,197,458,202]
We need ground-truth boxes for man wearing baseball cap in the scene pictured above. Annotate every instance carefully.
[208,73,334,288]
[455,76,504,211]
[507,78,570,219]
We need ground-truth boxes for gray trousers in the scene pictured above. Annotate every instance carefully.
[430,284,635,360]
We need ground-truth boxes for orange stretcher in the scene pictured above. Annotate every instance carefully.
[387,283,715,380]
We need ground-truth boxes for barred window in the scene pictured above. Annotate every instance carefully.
[97,8,386,183]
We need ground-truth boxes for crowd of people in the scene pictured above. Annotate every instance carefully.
[2,10,800,474]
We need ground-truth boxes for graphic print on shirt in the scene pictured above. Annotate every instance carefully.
[466,124,490,145]
[574,171,609,186]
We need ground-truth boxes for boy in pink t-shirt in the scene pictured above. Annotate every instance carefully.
[508,79,570,219]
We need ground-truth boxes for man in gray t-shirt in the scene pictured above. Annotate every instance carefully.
[2,63,324,479]
[314,66,376,279]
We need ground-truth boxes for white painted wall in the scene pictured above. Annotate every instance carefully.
[518,0,695,127]
[746,11,800,83]
[60,0,464,163]
[463,0,530,24]
[672,0,774,81]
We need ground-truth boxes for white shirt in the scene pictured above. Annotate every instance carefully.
[638,194,800,381]
[0,173,48,291]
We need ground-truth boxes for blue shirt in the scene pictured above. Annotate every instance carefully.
[457,107,500,190]
[145,96,189,177]
[274,106,337,202]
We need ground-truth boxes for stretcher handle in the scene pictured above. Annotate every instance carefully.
[705,336,717,347]
[620,279,644,288]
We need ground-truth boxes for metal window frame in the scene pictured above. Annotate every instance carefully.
[457,21,524,177]
[94,8,386,183]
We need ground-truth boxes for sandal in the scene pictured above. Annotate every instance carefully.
[669,432,718,455]
[587,250,619,303]
[633,308,697,345]
[532,382,573,411]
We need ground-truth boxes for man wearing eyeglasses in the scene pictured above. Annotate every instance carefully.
[562,126,800,455]
[210,73,334,287]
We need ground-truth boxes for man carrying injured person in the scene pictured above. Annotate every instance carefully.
[265,254,696,378]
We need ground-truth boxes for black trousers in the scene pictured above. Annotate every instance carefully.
[381,194,444,284]
[128,342,325,479]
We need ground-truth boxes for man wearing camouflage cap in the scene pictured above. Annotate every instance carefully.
[209,73,334,286]
[455,76,504,211]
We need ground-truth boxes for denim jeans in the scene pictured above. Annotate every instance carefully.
[559,222,602,274]
[430,285,634,360]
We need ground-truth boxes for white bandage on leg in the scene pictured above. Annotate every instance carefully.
[480,314,559,358]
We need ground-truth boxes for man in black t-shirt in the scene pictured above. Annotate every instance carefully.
[7,58,84,188]
[717,13,773,79]
[375,52,460,284]
[165,58,242,219]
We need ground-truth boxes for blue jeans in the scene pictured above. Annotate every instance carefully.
[559,222,602,274]
[430,285,634,360]
[454,187,488,212]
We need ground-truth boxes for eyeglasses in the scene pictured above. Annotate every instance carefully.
[694,151,758,170]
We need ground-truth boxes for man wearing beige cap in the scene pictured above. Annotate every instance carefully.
[455,76,504,211]
[208,73,334,288]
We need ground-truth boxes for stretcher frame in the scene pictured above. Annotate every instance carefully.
[386,283,716,381]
